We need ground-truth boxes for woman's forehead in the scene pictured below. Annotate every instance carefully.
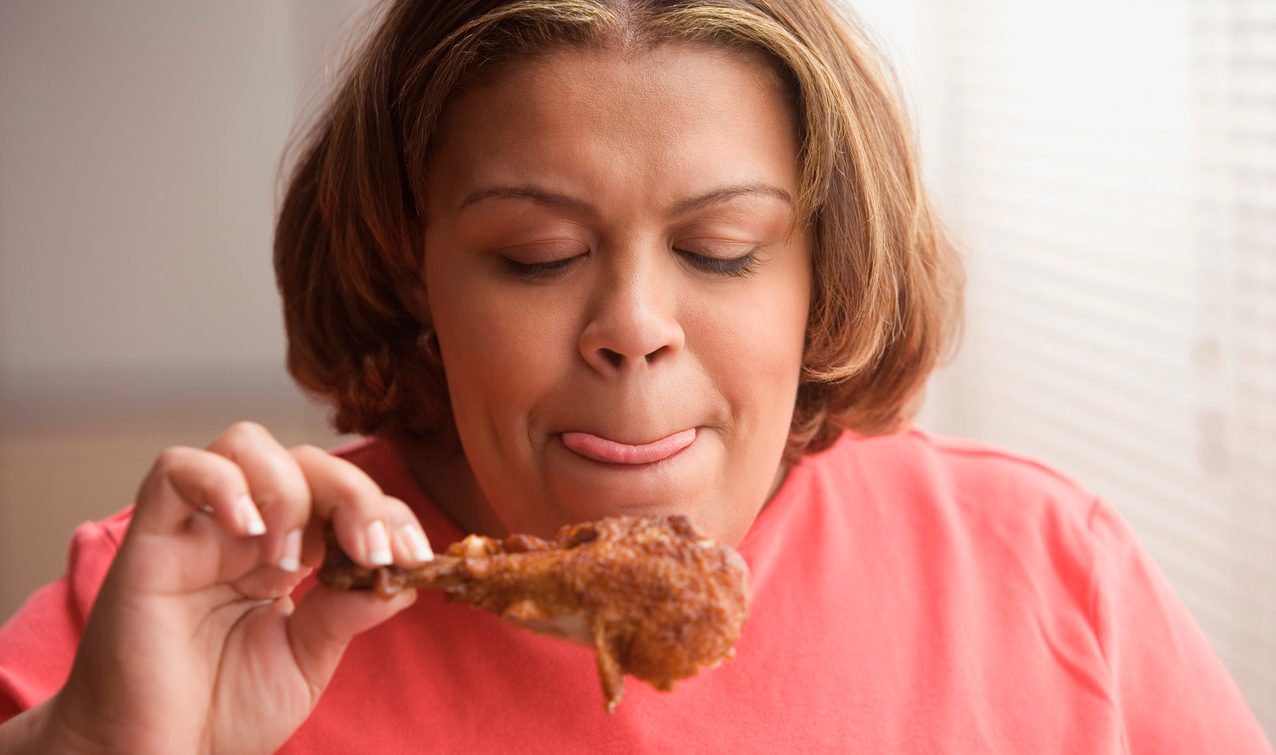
[426,42,801,214]
[459,39,788,95]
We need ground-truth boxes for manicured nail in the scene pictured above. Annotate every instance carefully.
[236,494,266,536]
[401,524,434,562]
[366,520,393,566]
[278,528,303,572]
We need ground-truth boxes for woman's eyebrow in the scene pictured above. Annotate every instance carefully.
[456,183,793,215]
[458,185,591,213]
[669,183,793,215]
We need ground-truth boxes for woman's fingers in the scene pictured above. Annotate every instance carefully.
[131,426,433,600]
[286,585,418,697]
[206,422,313,572]
[389,498,435,563]
[289,445,434,569]
[131,445,260,538]
[281,460,433,697]
[87,424,432,752]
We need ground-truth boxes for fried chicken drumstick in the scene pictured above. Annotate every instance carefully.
[317,515,750,712]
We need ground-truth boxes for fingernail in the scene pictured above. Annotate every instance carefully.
[401,524,434,562]
[236,494,266,536]
[366,520,393,566]
[278,528,303,572]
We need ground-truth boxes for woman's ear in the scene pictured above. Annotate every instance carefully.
[398,278,432,328]
[399,277,443,364]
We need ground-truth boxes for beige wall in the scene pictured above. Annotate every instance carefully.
[0,0,371,621]
[0,398,345,622]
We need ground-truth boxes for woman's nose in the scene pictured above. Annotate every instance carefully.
[578,270,685,376]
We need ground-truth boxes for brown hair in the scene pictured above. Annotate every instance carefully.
[274,0,963,461]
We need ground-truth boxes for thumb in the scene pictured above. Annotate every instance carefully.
[286,585,417,691]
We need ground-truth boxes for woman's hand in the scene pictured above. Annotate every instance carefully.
[39,422,432,754]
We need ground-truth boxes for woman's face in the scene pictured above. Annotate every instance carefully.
[418,42,811,544]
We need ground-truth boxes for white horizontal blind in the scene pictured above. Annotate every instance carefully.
[907,0,1276,737]
[1194,2,1276,730]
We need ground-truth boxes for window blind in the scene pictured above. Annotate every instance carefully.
[893,0,1276,736]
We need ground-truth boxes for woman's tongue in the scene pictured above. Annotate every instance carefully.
[561,428,696,465]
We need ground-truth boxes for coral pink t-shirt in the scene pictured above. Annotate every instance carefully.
[1,429,1270,753]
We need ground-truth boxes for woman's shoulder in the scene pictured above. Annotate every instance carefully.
[787,427,1107,563]
[329,436,463,545]
[328,435,391,471]
[822,426,1099,517]
[329,436,422,505]
[0,507,131,720]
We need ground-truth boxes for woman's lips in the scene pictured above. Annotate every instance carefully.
[561,428,697,465]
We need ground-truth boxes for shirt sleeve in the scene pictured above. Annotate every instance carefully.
[0,509,129,723]
[1086,497,1273,754]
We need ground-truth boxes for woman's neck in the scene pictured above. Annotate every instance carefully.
[403,451,509,538]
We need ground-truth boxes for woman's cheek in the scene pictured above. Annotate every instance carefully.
[467,292,574,394]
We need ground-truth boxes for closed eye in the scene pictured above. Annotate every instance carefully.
[677,249,761,278]
[500,254,585,280]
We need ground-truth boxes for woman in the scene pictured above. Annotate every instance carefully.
[0,0,1270,752]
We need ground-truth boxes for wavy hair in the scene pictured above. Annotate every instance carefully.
[274,0,964,461]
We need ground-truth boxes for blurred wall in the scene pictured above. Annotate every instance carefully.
[0,0,373,621]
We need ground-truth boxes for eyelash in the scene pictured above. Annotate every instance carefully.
[501,256,581,280]
[678,249,762,278]
[499,249,762,280]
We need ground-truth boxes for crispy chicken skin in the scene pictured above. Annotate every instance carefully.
[318,515,751,712]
